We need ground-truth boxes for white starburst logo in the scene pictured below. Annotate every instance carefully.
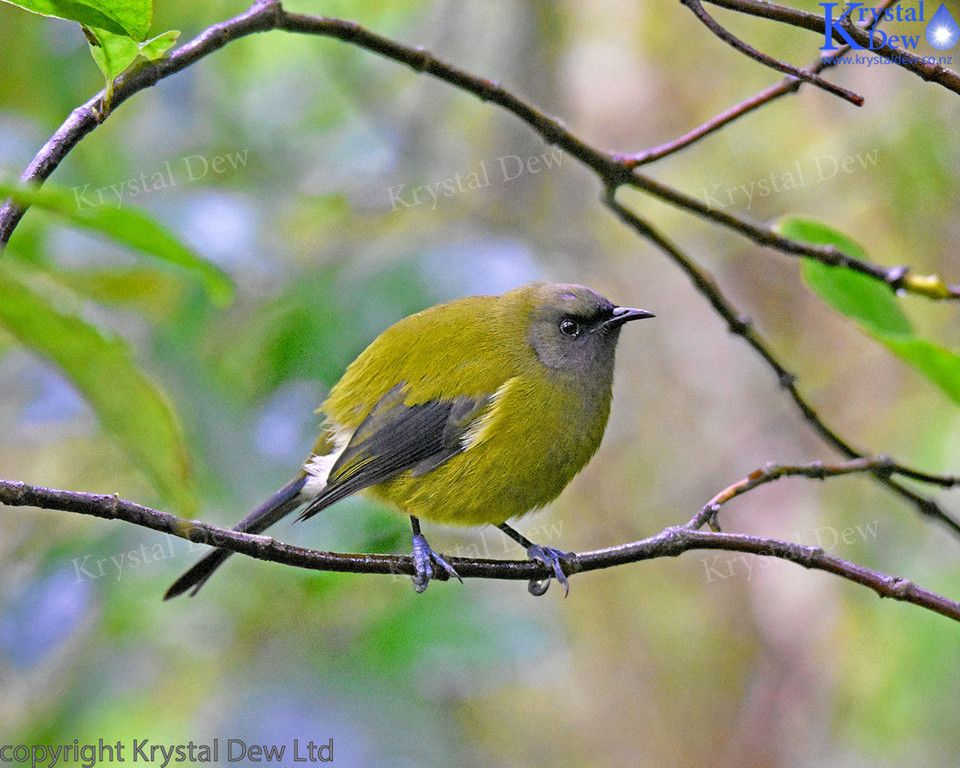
[931,23,957,47]
[925,3,960,50]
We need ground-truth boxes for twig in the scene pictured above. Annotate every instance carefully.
[0,1,957,537]
[688,456,893,529]
[625,0,898,166]
[1,1,957,303]
[0,0,285,243]
[603,194,960,535]
[3,479,959,623]
[703,0,960,95]
[620,174,960,299]
[594,526,960,623]
[680,0,863,105]
[0,0,626,245]
[623,78,809,167]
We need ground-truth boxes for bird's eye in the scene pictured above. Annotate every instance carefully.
[559,318,581,337]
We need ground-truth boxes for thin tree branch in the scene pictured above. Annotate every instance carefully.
[0,0,285,243]
[601,527,960,624]
[1,1,957,302]
[2,479,959,622]
[623,78,809,167]
[0,0,626,244]
[624,0,899,166]
[688,456,893,529]
[680,0,863,105]
[0,1,957,540]
[703,0,960,95]
[617,174,933,293]
[603,193,960,535]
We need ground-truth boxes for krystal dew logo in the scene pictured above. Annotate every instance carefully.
[819,2,960,51]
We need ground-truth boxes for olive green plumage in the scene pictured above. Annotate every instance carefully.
[165,281,652,599]
[319,282,622,525]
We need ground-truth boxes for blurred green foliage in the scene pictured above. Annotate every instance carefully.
[0,267,194,511]
[0,182,231,307]
[0,181,232,511]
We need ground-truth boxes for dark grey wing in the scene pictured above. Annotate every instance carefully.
[297,384,491,521]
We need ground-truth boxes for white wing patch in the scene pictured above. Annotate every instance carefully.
[302,427,352,496]
[460,377,518,451]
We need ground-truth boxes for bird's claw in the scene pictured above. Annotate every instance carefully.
[526,545,572,597]
[411,532,461,593]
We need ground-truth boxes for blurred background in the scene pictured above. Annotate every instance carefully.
[2,0,960,765]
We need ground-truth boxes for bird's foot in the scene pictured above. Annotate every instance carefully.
[526,545,572,597]
[411,531,461,593]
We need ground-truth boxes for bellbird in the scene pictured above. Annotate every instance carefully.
[164,281,652,599]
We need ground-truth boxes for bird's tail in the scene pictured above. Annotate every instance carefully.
[163,475,308,600]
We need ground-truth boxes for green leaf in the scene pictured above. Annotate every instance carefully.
[882,337,960,405]
[137,28,179,60]
[773,216,867,258]
[84,25,179,115]
[36,265,189,323]
[86,26,142,85]
[802,260,912,338]
[777,217,912,337]
[777,216,960,407]
[0,271,195,511]
[1,0,152,40]
[1,182,233,306]
[86,26,179,81]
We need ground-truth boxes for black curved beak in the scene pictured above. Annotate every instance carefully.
[603,306,655,329]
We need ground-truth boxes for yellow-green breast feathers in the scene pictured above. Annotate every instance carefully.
[304,282,638,526]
